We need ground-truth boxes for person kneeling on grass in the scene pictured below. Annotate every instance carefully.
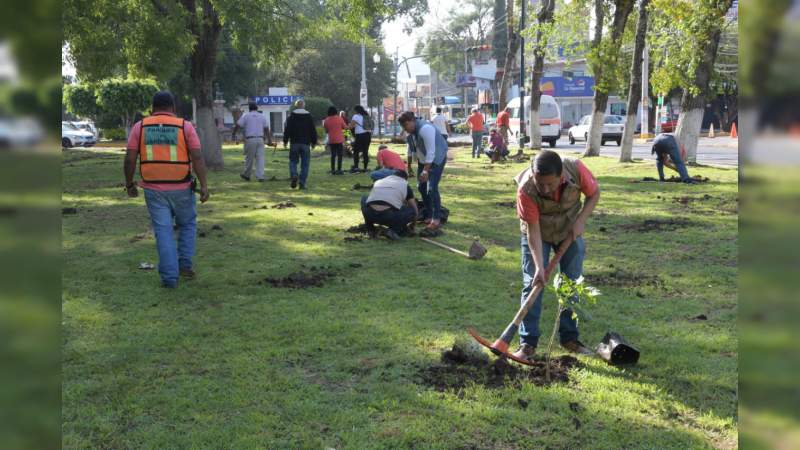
[511,150,600,362]
[371,145,407,181]
[485,128,509,162]
[651,133,696,184]
[361,170,419,241]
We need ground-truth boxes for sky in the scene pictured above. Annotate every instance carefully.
[381,0,461,82]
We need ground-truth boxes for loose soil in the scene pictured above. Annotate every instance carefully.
[620,218,693,232]
[345,224,372,234]
[352,183,373,191]
[272,201,296,209]
[673,194,713,205]
[263,267,338,289]
[417,344,578,391]
[587,269,663,289]
[495,201,516,208]
[636,175,709,183]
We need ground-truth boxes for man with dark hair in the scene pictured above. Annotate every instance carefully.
[283,99,318,189]
[511,149,600,361]
[430,106,451,141]
[236,101,272,182]
[651,133,695,183]
[123,91,210,288]
[399,110,448,235]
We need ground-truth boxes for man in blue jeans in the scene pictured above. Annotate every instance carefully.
[283,99,318,190]
[651,133,696,183]
[124,91,210,288]
[512,150,600,361]
[399,111,448,236]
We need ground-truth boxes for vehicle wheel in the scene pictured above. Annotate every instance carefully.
[569,134,575,145]
[616,139,621,146]
[601,140,605,146]
[549,139,556,148]
[62,138,72,148]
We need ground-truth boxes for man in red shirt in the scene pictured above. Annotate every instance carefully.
[466,108,485,158]
[124,91,210,288]
[496,106,511,146]
[511,150,600,361]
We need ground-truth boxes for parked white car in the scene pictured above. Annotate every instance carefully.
[0,116,45,148]
[567,114,625,146]
[62,121,97,148]
[71,121,99,139]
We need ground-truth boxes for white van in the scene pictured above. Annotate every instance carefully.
[507,95,561,147]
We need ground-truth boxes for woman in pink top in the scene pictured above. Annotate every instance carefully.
[323,106,348,175]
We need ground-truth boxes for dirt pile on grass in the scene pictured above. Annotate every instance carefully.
[263,266,338,289]
[417,342,578,391]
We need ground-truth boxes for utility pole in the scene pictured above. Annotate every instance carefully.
[360,40,368,107]
[519,0,526,150]
[393,47,399,139]
[640,43,650,137]
[463,48,469,118]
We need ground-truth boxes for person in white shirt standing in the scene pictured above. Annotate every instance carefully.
[430,107,451,141]
[236,102,272,182]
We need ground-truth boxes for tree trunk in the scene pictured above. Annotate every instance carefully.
[498,0,516,112]
[675,26,723,164]
[529,0,555,150]
[184,0,224,170]
[585,0,634,157]
[620,0,650,162]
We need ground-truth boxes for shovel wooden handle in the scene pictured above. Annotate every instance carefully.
[420,237,470,258]
[511,233,575,326]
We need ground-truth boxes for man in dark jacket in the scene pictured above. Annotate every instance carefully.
[283,99,318,189]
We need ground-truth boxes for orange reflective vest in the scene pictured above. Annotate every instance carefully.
[138,115,191,183]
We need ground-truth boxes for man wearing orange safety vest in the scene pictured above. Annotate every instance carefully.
[124,91,210,288]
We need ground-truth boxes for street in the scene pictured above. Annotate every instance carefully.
[446,134,739,167]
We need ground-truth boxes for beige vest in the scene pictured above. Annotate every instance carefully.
[514,158,583,243]
[366,175,407,210]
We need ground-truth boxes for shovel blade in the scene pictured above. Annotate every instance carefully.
[468,241,487,259]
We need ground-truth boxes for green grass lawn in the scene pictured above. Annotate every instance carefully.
[62,143,737,449]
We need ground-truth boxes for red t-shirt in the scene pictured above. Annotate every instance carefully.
[323,115,347,144]
[377,149,406,171]
[126,112,201,191]
[467,113,484,132]
[496,110,510,127]
[517,160,598,224]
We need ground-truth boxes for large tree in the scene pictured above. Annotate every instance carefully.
[64,0,422,170]
[619,0,651,162]
[649,0,735,163]
[583,0,636,157]
[288,39,392,110]
[527,0,557,150]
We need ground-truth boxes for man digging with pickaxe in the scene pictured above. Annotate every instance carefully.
[511,150,600,362]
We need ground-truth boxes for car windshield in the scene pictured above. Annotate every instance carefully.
[604,115,624,124]
[62,122,78,130]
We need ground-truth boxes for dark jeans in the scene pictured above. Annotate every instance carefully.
[330,143,343,172]
[519,234,584,347]
[289,143,311,186]
[656,142,691,181]
[360,196,416,234]
[471,131,483,157]
[417,161,445,221]
[353,132,371,169]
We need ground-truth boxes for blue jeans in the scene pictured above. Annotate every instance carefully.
[519,234,584,347]
[417,161,445,221]
[370,168,397,181]
[656,142,691,181]
[471,132,483,157]
[289,143,311,186]
[144,188,197,287]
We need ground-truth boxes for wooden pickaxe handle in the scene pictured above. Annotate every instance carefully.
[420,237,470,258]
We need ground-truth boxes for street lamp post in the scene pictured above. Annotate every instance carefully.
[360,41,368,107]
[373,52,381,135]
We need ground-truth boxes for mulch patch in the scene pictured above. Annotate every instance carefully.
[586,268,663,289]
[272,201,296,209]
[634,175,709,183]
[262,266,338,289]
[619,218,694,232]
[416,344,578,391]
